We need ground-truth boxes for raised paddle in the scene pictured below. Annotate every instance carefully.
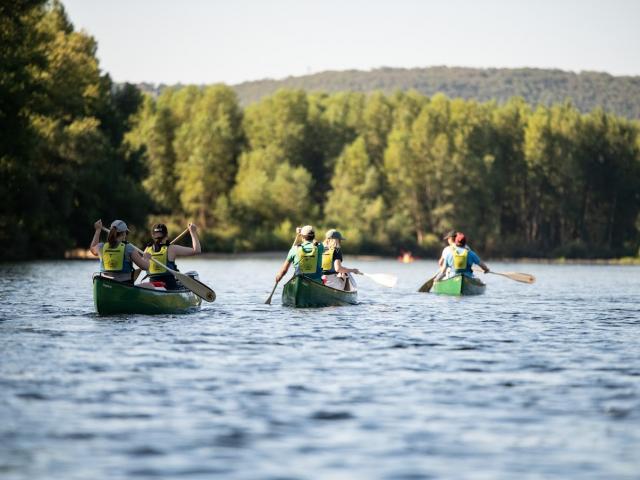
[358,272,398,288]
[265,231,301,304]
[418,271,440,292]
[101,227,215,302]
[132,227,190,282]
[472,266,535,284]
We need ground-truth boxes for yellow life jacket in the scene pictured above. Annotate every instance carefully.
[297,243,318,274]
[453,247,468,272]
[102,242,125,271]
[322,247,335,272]
[144,245,168,274]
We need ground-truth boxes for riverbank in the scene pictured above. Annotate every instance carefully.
[63,248,640,264]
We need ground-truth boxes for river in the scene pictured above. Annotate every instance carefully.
[1,258,639,479]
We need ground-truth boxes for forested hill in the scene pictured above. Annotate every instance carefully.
[140,67,640,118]
[234,67,640,117]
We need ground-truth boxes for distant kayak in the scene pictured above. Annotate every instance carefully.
[432,274,486,296]
[93,274,202,315]
[282,275,358,308]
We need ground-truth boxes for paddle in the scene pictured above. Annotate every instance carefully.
[101,227,215,302]
[472,266,535,284]
[418,271,440,292]
[359,272,397,288]
[265,231,301,304]
[132,227,190,282]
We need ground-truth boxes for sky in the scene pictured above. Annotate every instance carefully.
[62,0,640,85]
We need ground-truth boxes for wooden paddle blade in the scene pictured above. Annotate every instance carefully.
[501,272,536,284]
[176,272,216,302]
[265,282,278,304]
[364,273,397,288]
[418,277,434,292]
[418,272,439,292]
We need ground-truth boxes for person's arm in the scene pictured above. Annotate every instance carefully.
[171,223,202,257]
[90,219,102,256]
[470,251,489,273]
[334,259,360,275]
[131,249,150,270]
[440,251,451,273]
[276,260,291,282]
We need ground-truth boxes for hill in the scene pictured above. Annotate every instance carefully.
[138,67,640,118]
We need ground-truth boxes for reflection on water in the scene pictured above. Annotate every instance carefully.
[1,258,639,479]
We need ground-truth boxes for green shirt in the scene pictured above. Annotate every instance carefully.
[286,240,324,281]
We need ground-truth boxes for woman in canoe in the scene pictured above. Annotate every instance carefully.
[276,225,324,283]
[144,223,201,289]
[440,232,489,279]
[90,219,149,284]
[321,229,361,290]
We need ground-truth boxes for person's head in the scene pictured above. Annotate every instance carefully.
[107,219,129,246]
[324,229,345,248]
[454,232,467,247]
[443,230,457,245]
[300,225,315,242]
[151,223,168,244]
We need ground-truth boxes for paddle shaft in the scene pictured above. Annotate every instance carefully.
[265,232,301,304]
[170,227,190,245]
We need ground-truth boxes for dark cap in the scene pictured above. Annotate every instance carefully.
[442,230,457,240]
[152,223,168,237]
[455,232,467,246]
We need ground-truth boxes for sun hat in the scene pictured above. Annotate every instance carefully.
[442,230,457,240]
[325,229,345,240]
[110,220,129,233]
[300,225,314,236]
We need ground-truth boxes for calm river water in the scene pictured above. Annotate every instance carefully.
[1,258,639,479]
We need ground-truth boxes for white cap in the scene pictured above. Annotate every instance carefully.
[110,220,129,233]
[300,225,314,236]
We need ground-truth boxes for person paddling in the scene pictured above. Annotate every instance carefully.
[440,232,489,279]
[144,223,201,289]
[275,225,324,284]
[90,219,149,284]
[321,229,360,290]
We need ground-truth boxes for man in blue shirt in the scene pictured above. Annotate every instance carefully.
[276,225,325,283]
[442,232,489,278]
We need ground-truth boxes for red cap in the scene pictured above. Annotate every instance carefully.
[455,233,466,246]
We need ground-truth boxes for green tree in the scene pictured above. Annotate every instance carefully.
[325,137,387,250]
[173,85,243,227]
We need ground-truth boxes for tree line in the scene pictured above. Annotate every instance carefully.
[2,2,639,260]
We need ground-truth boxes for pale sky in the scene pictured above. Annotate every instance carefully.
[62,0,640,85]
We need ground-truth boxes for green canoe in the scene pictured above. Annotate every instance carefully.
[432,274,486,296]
[93,274,202,315]
[282,275,358,307]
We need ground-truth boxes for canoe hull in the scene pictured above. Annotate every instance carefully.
[93,274,201,315]
[433,274,486,296]
[282,275,358,308]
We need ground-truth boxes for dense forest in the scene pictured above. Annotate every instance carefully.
[2,1,640,260]
[139,67,640,119]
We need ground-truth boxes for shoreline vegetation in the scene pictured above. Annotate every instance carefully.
[3,2,640,262]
